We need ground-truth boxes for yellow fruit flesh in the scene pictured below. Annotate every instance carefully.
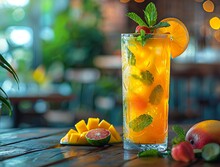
[60,119,122,145]
[69,133,80,143]
[109,125,122,142]
[98,120,111,129]
[78,131,88,145]
[75,120,88,134]
[87,118,100,130]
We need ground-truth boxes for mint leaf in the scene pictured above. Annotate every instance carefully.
[153,22,170,29]
[149,85,164,105]
[138,149,159,157]
[127,12,147,26]
[144,2,157,27]
[141,70,154,85]
[129,114,153,132]
[172,125,186,145]
[126,48,136,66]
[136,30,153,46]
[132,70,154,86]
[138,149,171,158]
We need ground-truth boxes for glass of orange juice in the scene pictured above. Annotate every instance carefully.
[121,33,171,151]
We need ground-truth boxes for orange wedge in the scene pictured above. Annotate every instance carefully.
[156,18,189,58]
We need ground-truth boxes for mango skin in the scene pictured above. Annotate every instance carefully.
[185,120,220,149]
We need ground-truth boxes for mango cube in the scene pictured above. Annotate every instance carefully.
[87,118,100,130]
[69,133,80,143]
[75,120,88,134]
[109,135,118,143]
[66,129,77,135]
[108,125,122,142]
[98,120,111,129]
[78,131,88,145]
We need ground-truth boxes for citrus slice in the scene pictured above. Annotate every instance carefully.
[156,18,189,58]
[85,128,111,146]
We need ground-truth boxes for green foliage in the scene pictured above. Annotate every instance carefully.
[126,2,170,46]
[0,54,19,115]
[172,125,186,145]
[42,0,104,69]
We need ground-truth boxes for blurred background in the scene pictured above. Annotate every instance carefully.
[0,0,219,128]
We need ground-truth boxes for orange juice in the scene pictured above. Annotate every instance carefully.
[121,33,170,151]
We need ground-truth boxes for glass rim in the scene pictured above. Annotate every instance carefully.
[121,33,170,38]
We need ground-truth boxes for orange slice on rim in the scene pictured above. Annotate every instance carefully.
[156,18,189,58]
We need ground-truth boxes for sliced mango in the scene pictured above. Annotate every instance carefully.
[78,131,88,145]
[60,133,71,143]
[108,125,122,142]
[67,129,77,135]
[109,135,118,143]
[98,120,111,129]
[87,118,100,130]
[60,118,122,145]
[75,120,88,134]
[69,133,80,143]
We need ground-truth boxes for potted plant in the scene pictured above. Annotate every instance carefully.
[0,53,19,115]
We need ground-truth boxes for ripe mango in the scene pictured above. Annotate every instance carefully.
[98,120,111,129]
[185,120,220,149]
[108,125,122,142]
[87,118,100,130]
[60,118,122,145]
[75,120,88,134]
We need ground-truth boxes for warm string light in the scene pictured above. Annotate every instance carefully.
[209,17,220,30]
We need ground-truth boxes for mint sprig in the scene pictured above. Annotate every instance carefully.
[126,13,147,26]
[172,125,186,145]
[144,2,157,27]
[126,2,170,46]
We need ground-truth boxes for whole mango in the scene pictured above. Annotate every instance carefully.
[185,120,220,149]
[171,141,195,162]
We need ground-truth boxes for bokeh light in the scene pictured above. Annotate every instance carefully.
[214,30,220,42]
[203,0,214,13]
[12,8,25,21]
[135,0,145,3]
[120,0,130,3]
[209,17,220,30]
[7,26,32,46]
[6,0,29,7]
[0,38,9,53]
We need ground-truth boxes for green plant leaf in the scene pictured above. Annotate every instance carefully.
[172,125,186,145]
[141,70,154,85]
[149,85,164,105]
[129,114,153,132]
[132,70,154,86]
[126,48,136,66]
[144,2,157,27]
[136,30,153,46]
[153,22,170,29]
[127,12,147,26]
[0,54,19,84]
[0,95,12,115]
[138,149,159,157]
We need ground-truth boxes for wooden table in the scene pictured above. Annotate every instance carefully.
[0,126,219,167]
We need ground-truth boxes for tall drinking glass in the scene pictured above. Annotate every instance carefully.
[121,33,171,151]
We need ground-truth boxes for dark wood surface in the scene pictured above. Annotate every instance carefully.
[0,126,219,167]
